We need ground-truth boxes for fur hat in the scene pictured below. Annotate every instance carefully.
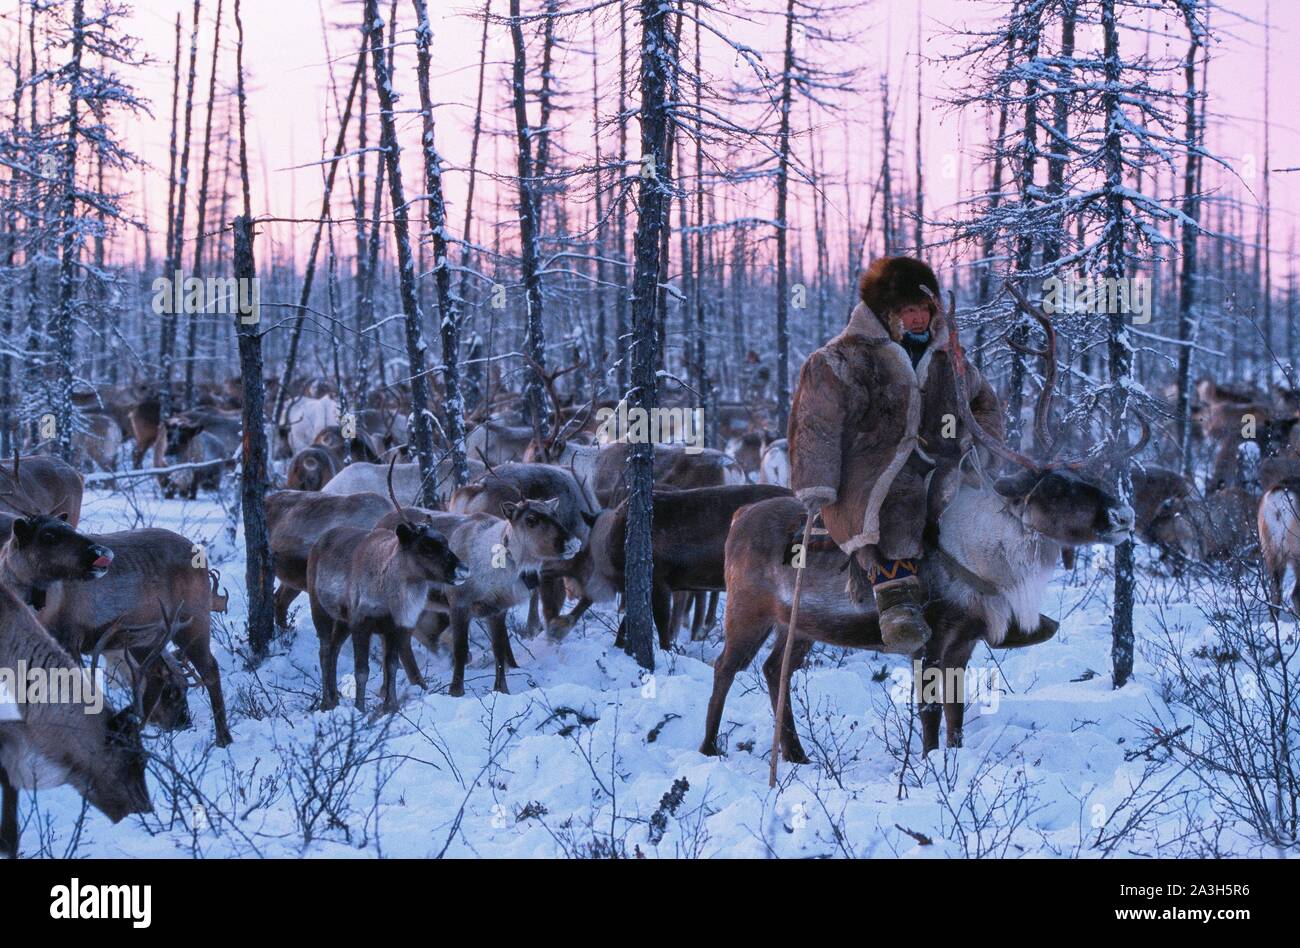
[858,256,941,341]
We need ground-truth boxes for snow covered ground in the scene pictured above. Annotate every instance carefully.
[11,486,1290,858]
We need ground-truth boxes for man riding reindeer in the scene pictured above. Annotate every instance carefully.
[787,255,1052,654]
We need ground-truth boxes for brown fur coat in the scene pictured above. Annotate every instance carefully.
[788,297,1004,563]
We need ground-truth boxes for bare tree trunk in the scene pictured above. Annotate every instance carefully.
[365,0,440,506]
[1100,0,1135,689]
[508,0,549,435]
[615,2,630,394]
[624,0,675,671]
[774,0,795,433]
[52,0,88,462]
[458,0,492,412]
[1008,5,1043,451]
[183,0,224,407]
[232,0,274,660]
[159,0,203,425]
[271,42,366,428]
[412,0,469,486]
[913,1,924,254]
[1175,3,1204,474]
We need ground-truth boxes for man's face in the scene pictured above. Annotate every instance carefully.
[896,303,932,334]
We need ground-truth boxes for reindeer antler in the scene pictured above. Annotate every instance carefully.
[1003,281,1059,458]
[386,455,415,526]
[944,293,1045,473]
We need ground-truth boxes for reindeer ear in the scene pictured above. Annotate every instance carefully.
[540,497,560,513]
[395,521,416,545]
[993,470,1040,499]
[500,501,520,520]
[12,517,35,545]
[57,512,69,522]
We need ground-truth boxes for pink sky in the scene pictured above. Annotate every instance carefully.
[8,0,1299,276]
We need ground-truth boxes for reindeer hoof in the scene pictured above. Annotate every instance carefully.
[448,682,465,698]
[546,616,575,640]
[699,740,721,757]
[782,744,810,765]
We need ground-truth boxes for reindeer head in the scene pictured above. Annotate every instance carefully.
[502,497,580,564]
[164,413,203,455]
[7,514,114,584]
[396,521,468,587]
[944,283,1141,550]
[91,707,153,821]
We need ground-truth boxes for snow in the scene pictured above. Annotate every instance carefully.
[9,488,1279,858]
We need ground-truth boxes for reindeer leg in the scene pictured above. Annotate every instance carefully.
[669,592,687,641]
[185,644,232,747]
[539,576,565,629]
[704,590,721,632]
[0,766,17,859]
[274,584,299,629]
[525,590,542,637]
[918,652,944,756]
[379,622,401,714]
[653,581,674,651]
[312,600,341,709]
[449,607,471,697]
[690,592,707,640]
[762,626,812,765]
[701,611,772,757]
[488,612,512,694]
[350,621,372,713]
[398,630,428,691]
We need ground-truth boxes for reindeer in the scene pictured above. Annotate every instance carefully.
[701,287,1140,760]
[267,489,394,627]
[0,454,83,526]
[550,484,791,647]
[758,438,790,487]
[0,515,232,747]
[449,462,596,636]
[0,584,153,859]
[321,457,485,508]
[306,467,469,713]
[1260,477,1300,617]
[286,445,340,492]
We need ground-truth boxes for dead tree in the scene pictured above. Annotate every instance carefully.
[364,0,440,507]
[232,0,274,659]
[412,0,469,487]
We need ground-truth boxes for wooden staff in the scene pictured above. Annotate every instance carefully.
[770,512,815,788]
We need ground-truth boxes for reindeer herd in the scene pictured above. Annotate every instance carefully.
[3,296,1300,857]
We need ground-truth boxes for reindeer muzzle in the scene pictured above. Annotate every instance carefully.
[561,536,581,560]
[451,564,470,586]
[88,546,115,578]
[1104,505,1136,543]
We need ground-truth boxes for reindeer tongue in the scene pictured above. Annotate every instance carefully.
[92,553,113,570]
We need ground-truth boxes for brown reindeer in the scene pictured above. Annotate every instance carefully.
[0,454,84,526]
[321,457,485,507]
[550,484,792,647]
[266,489,394,627]
[0,583,153,859]
[0,515,232,747]
[1260,478,1300,616]
[286,445,340,492]
[449,462,596,636]
[701,288,1140,760]
[306,487,468,713]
